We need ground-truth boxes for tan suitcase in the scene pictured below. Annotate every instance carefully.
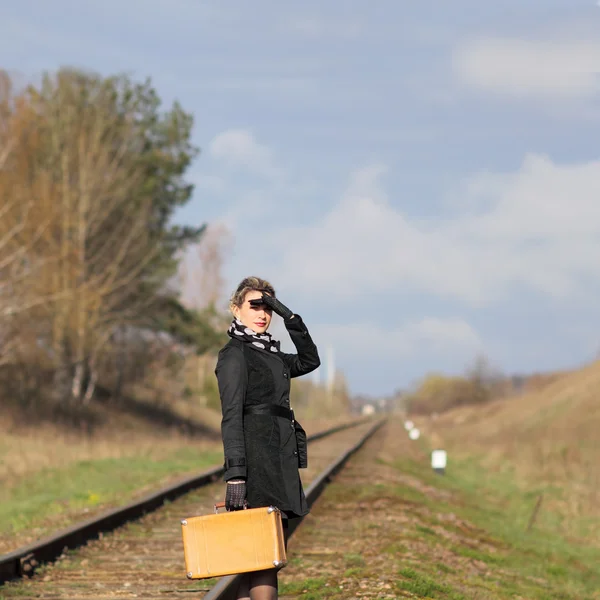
[181,502,287,579]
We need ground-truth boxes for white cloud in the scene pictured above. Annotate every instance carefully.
[310,318,482,362]
[209,129,281,180]
[263,315,482,394]
[453,36,600,101]
[269,155,600,306]
[403,317,482,352]
[206,129,600,311]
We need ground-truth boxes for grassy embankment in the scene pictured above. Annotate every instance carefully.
[390,361,600,598]
[427,359,600,543]
[278,362,600,599]
[281,436,600,597]
[380,454,600,598]
[0,392,353,555]
[0,396,224,553]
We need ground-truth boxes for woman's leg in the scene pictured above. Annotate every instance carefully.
[247,518,289,600]
[249,568,278,600]
[282,517,290,550]
[236,573,250,600]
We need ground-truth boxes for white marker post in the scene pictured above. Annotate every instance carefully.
[408,428,420,440]
[362,404,375,416]
[431,449,447,475]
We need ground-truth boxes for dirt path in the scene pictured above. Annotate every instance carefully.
[278,419,516,600]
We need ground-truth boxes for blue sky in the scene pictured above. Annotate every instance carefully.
[5,0,600,396]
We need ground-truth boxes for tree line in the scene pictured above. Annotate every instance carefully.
[401,355,564,416]
[0,68,226,409]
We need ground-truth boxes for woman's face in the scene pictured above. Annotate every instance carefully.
[233,290,273,334]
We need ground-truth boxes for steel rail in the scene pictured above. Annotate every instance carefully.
[203,417,387,600]
[0,416,373,585]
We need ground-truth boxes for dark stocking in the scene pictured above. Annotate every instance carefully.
[249,569,278,600]
[235,518,291,600]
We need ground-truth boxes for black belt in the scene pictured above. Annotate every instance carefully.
[244,403,294,421]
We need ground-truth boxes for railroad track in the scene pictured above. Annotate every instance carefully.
[0,417,385,599]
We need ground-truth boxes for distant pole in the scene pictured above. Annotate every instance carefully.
[326,344,335,406]
[312,363,321,385]
[526,494,544,532]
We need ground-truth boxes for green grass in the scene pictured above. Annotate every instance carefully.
[386,453,600,599]
[0,447,222,539]
[415,524,436,536]
[342,552,365,567]
[342,567,364,577]
[397,567,466,599]
[279,577,337,599]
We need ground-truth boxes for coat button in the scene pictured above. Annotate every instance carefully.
[283,372,288,379]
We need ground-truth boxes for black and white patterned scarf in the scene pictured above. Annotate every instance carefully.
[227,319,281,353]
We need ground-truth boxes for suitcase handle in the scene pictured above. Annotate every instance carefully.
[214,501,248,513]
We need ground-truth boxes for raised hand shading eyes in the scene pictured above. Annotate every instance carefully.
[249,294,294,321]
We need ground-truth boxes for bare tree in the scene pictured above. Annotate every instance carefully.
[0,71,58,369]
[174,223,232,406]
[0,68,216,410]
[180,223,233,311]
[0,71,160,403]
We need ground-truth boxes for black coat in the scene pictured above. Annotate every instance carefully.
[215,315,320,518]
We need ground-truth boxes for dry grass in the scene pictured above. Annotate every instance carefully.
[0,396,225,486]
[0,395,351,486]
[0,419,214,484]
[419,359,600,539]
[0,397,224,552]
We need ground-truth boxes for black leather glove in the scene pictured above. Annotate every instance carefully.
[250,294,294,320]
[225,479,247,511]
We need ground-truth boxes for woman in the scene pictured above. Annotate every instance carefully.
[215,276,320,600]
